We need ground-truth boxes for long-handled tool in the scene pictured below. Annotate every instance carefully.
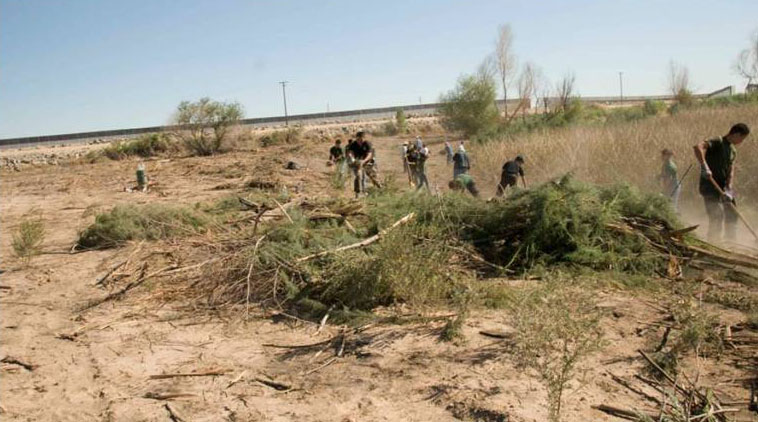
[706,176,758,242]
[670,164,693,197]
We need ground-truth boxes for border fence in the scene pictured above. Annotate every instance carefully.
[0,86,734,148]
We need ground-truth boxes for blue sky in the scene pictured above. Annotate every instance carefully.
[1,0,757,138]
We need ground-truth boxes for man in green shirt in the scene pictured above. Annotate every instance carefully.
[448,173,480,197]
[659,149,679,210]
[693,123,750,241]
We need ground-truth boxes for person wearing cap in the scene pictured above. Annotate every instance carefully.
[449,173,480,197]
[496,155,526,196]
[452,144,470,179]
[347,131,382,197]
[658,148,679,210]
[693,123,750,241]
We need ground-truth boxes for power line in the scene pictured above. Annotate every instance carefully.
[279,81,289,127]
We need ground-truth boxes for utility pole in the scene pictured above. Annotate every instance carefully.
[618,72,624,103]
[279,81,289,127]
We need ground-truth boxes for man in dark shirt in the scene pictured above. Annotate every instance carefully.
[693,123,750,241]
[452,145,470,179]
[496,155,526,197]
[346,131,382,197]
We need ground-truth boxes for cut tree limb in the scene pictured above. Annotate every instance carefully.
[296,213,415,262]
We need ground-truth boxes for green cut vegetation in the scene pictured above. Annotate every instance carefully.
[196,175,690,320]
[77,204,210,249]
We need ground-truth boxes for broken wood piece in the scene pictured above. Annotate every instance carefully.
[226,370,248,389]
[164,403,185,422]
[0,356,37,371]
[238,197,262,210]
[254,377,291,391]
[303,357,337,376]
[94,260,127,287]
[296,213,415,262]
[478,330,512,339]
[593,404,658,421]
[149,369,230,380]
[665,225,699,239]
[143,392,198,400]
[0,285,12,290]
[261,338,333,349]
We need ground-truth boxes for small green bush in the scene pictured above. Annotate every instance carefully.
[78,204,209,249]
[12,219,45,261]
[509,282,604,422]
[103,134,172,160]
[258,127,302,147]
[643,99,666,116]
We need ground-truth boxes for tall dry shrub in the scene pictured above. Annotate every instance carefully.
[469,105,758,210]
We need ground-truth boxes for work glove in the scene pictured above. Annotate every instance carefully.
[700,164,712,179]
[721,188,735,203]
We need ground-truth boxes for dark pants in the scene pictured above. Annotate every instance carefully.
[496,173,518,197]
[703,195,738,241]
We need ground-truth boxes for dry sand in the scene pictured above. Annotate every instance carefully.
[1,132,756,421]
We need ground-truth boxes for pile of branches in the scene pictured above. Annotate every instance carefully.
[187,175,758,316]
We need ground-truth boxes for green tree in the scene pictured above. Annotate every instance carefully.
[395,108,407,134]
[439,74,499,138]
[174,97,244,155]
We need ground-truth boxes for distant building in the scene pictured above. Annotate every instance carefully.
[747,83,758,94]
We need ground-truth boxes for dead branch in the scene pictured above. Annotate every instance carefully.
[143,392,198,400]
[479,330,513,339]
[164,403,185,422]
[303,357,337,376]
[81,264,178,311]
[1,356,37,371]
[607,372,662,405]
[149,369,230,380]
[296,213,415,262]
[261,338,334,349]
[226,370,247,389]
[254,377,291,391]
[94,260,127,287]
[593,404,658,421]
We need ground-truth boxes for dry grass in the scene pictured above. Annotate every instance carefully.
[469,104,758,209]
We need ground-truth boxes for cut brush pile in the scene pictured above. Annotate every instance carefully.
[176,174,758,318]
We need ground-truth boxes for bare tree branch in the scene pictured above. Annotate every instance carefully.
[733,29,758,87]
[495,24,517,117]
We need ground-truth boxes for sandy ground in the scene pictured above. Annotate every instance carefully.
[1,133,757,421]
